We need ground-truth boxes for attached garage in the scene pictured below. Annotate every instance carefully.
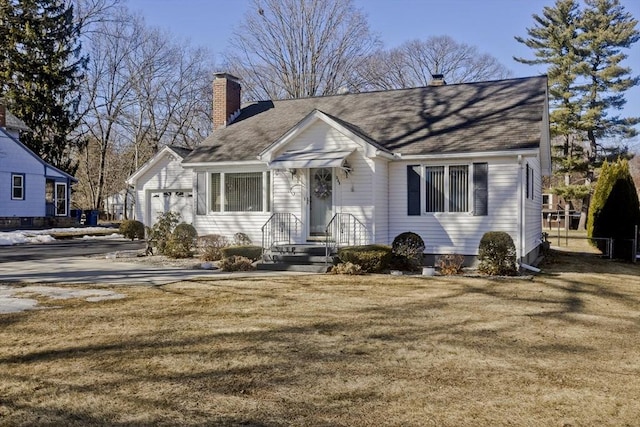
[148,190,193,224]
[127,146,194,226]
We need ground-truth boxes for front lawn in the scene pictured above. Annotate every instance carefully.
[1,250,639,426]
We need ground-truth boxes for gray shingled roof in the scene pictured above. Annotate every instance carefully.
[167,145,193,159]
[184,75,547,164]
[6,109,31,132]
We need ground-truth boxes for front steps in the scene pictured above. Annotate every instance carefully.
[257,244,337,273]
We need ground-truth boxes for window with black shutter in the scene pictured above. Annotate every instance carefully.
[407,165,421,215]
[473,163,488,216]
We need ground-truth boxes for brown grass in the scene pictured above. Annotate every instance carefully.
[1,249,639,426]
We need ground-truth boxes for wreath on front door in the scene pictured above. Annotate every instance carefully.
[313,169,332,200]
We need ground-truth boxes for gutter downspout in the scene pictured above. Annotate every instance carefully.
[517,155,524,262]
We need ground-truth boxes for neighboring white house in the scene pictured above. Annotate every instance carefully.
[0,104,76,229]
[103,189,136,221]
[128,73,551,265]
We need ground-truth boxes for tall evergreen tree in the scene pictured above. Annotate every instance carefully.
[578,0,640,159]
[515,0,639,228]
[515,0,590,223]
[0,0,87,174]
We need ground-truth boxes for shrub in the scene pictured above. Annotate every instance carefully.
[119,220,145,240]
[337,245,392,273]
[331,262,364,275]
[219,255,255,272]
[221,245,263,261]
[165,223,198,259]
[147,211,181,255]
[198,234,229,261]
[391,232,425,271]
[233,232,252,246]
[436,254,465,275]
[477,231,517,276]
[587,159,640,260]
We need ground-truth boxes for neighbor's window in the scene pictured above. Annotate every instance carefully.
[11,174,24,200]
[55,183,67,216]
[208,171,270,213]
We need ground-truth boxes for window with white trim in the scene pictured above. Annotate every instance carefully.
[204,171,271,213]
[55,182,67,216]
[408,163,487,216]
[425,165,469,213]
[11,174,24,200]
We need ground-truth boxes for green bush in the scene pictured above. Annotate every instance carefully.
[147,211,181,255]
[337,245,392,273]
[165,223,198,259]
[477,231,517,276]
[587,159,640,259]
[219,255,255,272]
[221,245,263,261]
[331,262,364,275]
[198,234,229,261]
[391,232,425,271]
[119,220,145,240]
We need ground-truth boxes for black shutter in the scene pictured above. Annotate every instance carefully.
[407,165,421,216]
[473,163,488,216]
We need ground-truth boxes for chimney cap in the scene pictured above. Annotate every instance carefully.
[429,73,447,86]
[214,72,240,82]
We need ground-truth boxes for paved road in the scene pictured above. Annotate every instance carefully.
[0,239,146,263]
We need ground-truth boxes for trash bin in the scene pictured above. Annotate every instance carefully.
[84,210,99,226]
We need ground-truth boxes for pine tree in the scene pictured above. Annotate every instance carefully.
[516,0,639,229]
[0,0,87,174]
[515,0,591,224]
[578,0,640,160]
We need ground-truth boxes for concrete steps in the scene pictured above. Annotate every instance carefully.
[257,244,336,273]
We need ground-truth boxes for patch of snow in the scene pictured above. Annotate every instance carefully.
[0,285,126,314]
[0,227,121,246]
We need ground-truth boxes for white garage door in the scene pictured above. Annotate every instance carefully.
[149,190,194,224]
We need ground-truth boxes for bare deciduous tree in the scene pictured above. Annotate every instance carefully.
[224,0,379,100]
[74,8,214,210]
[357,35,512,91]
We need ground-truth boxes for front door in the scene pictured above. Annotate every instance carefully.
[309,168,333,237]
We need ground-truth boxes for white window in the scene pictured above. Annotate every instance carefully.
[55,183,67,216]
[207,171,271,213]
[425,165,469,213]
[11,174,24,200]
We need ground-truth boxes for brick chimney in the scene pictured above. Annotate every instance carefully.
[0,102,6,128]
[429,73,447,86]
[213,73,241,130]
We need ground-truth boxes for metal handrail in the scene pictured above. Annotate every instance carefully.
[325,213,368,261]
[261,213,302,260]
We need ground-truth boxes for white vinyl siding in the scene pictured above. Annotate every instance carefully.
[523,157,543,261]
[390,158,520,255]
[130,151,193,226]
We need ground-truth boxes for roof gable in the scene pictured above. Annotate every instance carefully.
[184,76,549,164]
[127,145,192,184]
[258,109,391,164]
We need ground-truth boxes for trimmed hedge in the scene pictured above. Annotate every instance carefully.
[165,223,198,259]
[337,245,392,273]
[119,220,145,240]
[391,232,425,271]
[477,231,517,276]
[221,245,263,261]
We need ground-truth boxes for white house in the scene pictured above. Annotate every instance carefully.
[0,104,76,229]
[128,73,550,266]
[103,189,136,221]
[127,145,193,226]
